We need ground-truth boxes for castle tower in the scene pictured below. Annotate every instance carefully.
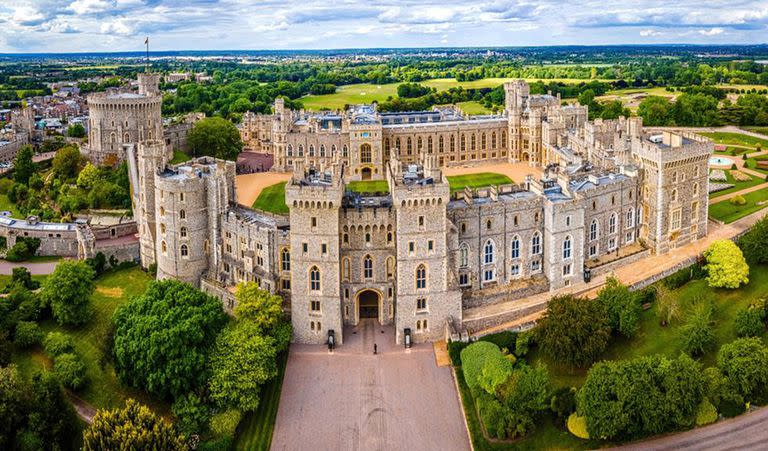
[272,98,291,170]
[504,81,528,162]
[137,73,161,97]
[132,139,168,269]
[285,164,344,344]
[348,121,384,181]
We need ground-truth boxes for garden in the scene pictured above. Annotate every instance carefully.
[446,172,513,194]
[450,217,768,450]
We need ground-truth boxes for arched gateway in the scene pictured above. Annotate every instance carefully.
[357,289,380,321]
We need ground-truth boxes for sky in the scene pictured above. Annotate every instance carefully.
[0,0,767,53]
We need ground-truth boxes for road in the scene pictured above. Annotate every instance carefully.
[0,260,60,275]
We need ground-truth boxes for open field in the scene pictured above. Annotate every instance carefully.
[252,181,288,215]
[709,188,768,223]
[346,180,389,193]
[0,193,23,218]
[446,172,513,193]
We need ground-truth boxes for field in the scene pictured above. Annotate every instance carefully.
[709,188,768,223]
[252,181,288,215]
[746,155,768,174]
[698,132,768,149]
[0,273,47,290]
[455,101,494,115]
[446,172,513,194]
[346,180,389,193]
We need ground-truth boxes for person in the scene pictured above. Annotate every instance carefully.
[374,343,378,355]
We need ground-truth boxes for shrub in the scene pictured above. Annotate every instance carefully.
[719,398,746,418]
[448,340,469,367]
[480,331,517,353]
[54,353,87,390]
[717,337,768,402]
[596,277,641,338]
[13,321,42,348]
[209,409,242,439]
[681,304,715,357]
[695,399,718,426]
[734,307,766,337]
[514,331,533,357]
[43,332,74,357]
[172,393,210,437]
[41,260,96,326]
[550,386,577,422]
[664,265,695,289]
[460,341,514,395]
[704,240,749,289]
[738,215,768,264]
[730,195,746,206]
[731,163,737,170]
[567,414,590,439]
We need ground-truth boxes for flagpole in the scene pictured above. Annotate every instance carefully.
[145,37,149,72]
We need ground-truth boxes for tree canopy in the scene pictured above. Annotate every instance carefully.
[12,145,35,185]
[187,117,243,161]
[716,337,768,402]
[704,239,749,289]
[41,260,96,326]
[738,215,768,264]
[596,276,641,338]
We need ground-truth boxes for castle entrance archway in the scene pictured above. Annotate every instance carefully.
[357,289,380,321]
[361,167,372,180]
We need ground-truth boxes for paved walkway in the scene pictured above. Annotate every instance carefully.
[0,260,60,275]
[271,320,470,451]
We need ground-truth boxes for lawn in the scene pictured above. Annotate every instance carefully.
[746,156,768,175]
[0,273,47,291]
[12,267,168,413]
[447,173,513,194]
[170,149,192,164]
[0,193,23,218]
[709,170,765,199]
[714,145,752,156]
[456,101,494,115]
[252,181,288,215]
[346,180,389,193]
[698,132,768,149]
[234,350,289,451]
[709,188,768,223]
[744,126,768,136]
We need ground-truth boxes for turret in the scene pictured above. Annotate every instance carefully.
[137,73,161,97]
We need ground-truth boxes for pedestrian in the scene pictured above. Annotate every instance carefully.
[374,343,378,355]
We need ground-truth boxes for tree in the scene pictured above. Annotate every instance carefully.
[637,96,673,126]
[498,364,550,438]
[66,123,86,138]
[172,393,210,437]
[535,295,611,368]
[13,321,42,348]
[0,365,27,449]
[53,353,87,390]
[83,399,188,451]
[4,266,40,293]
[680,304,715,357]
[596,276,640,338]
[187,117,243,161]
[704,240,749,289]
[112,279,228,400]
[25,371,79,450]
[12,145,35,185]
[461,341,511,393]
[51,145,84,181]
[41,260,96,326]
[734,303,766,337]
[43,332,74,357]
[234,282,284,332]
[717,337,768,402]
[738,215,768,264]
[77,162,100,190]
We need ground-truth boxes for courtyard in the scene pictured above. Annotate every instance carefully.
[270,320,470,451]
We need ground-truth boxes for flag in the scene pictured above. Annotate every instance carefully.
[144,37,149,45]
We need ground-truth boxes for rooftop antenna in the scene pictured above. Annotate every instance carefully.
[144,36,149,72]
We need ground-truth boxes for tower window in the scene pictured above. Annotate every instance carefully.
[416,264,427,289]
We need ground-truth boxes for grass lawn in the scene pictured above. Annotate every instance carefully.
[252,182,288,215]
[12,267,168,413]
[709,170,765,199]
[169,149,192,164]
[234,350,289,451]
[746,156,768,175]
[346,180,389,193]
[698,132,768,149]
[709,188,768,223]
[715,145,752,156]
[447,173,513,194]
[744,126,768,136]
[456,101,494,115]
[0,193,23,218]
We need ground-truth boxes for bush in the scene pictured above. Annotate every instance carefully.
[460,341,512,394]
[172,393,210,437]
[448,340,469,367]
[209,409,242,440]
[514,331,533,357]
[14,321,42,348]
[53,353,87,390]
[719,398,746,418]
[704,240,749,289]
[567,414,590,439]
[41,260,96,326]
[717,337,768,402]
[730,195,747,206]
[734,307,766,337]
[480,331,517,353]
[596,277,641,338]
[663,264,698,289]
[681,304,715,357]
[550,386,577,422]
[43,332,74,357]
[695,399,718,426]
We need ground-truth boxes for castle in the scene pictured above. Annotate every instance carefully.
[125,76,712,345]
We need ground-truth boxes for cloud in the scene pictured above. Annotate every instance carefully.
[639,29,663,37]
[100,18,132,35]
[699,27,725,36]
[68,0,113,15]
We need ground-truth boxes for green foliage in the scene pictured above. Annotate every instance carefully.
[514,330,533,357]
[681,303,715,357]
[460,341,507,393]
[4,267,40,293]
[83,399,188,451]
[550,386,577,423]
[25,371,79,450]
[234,282,284,333]
[13,321,42,348]
[76,162,100,190]
[695,399,718,426]
[187,117,243,161]
[448,340,469,367]
[535,294,611,368]
[578,354,704,440]
[0,365,27,449]
[43,331,74,357]
[5,237,41,262]
[497,364,551,438]
[397,82,432,98]
[53,352,87,390]
[209,408,242,439]
[66,123,86,138]
[734,305,766,337]
[704,240,750,289]
[172,393,211,437]
[730,194,747,206]
[112,279,228,400]
[596,276,641,338]
[637,96,673,126]
[567,414,590,439]
[478,331,517,354]
[478,349,515,395]
[12,145,35,185]
[717,337,768,402]
[51,145,84,181]
[41,260,96,326]
[738,215,768,264]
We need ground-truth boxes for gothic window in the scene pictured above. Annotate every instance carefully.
[384,138,390,152]
[160,223,166,234]
[492,131,497,148]
[360,143,372,164]
[626,209,635,228]
[331,144,337,155]
[450,135,456,152]
[671,189,678,202]
[386,257,395,279]
[179,209,186,219]
[287,144,293,157]
[180,244,188,257]
[281,248,290,271]
[416,264,427,289]
[672,171,678,183]
[501,130,507,143]
[439,135,444,153]
[110,132,116,143]
[342,258,350,281]
[693,183,699,196]
[363,255,373,279]
[563,236,572,259]
[590,220,598,241]
[342,145,348,157]
[387,232,393,243]
[531,232,541,255]
[407,137,413,155]
[511,236,520,259]
[319,145,326,157]
[417,136,422,150]
[395,137,401,151]
[484,240,495,264]
[124,132,130,143]
[609,213,617,234]
[481,133,486,150]
[471,134,476,151]
[427,136,433,153]
[459,243,469,268]
[160,207,165,216]
[180,226,187,238]
[309,145,315,157]
[309,266,321,291]
[298,145,304,156]
[161,240,167,254]
[460,134,466,151]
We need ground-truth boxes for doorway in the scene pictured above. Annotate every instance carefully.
[357,290,379,321]
[361,167,372,180]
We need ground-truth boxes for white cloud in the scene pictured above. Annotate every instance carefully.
[12,6,45,25]
[68,0,113,15]
[699,27,724,36]
[640,29,663,37]
[100,18,132,35]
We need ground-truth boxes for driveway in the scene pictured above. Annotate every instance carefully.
[271,320,470,451]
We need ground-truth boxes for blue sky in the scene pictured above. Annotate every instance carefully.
[1,0,766,53]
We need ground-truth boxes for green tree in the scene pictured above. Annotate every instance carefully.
[66,123,86,138]
[41,260,96,326]
[76,162,100,190]
[535,295,611,368]
[498,364,550,438]
[704,239,749,289]
[637,96,673,126]
[53,353,87,390]
[12,145,35,185]
[738,215,768,264]
[734,304,766,337]
[717,337,768,402]
[25,371,79,450]
[596,276,640,338]
[234,281,284,332]
[172,392,211,437]
[83,399,188,451]
[112,279,228,400]
[0,365,27,449]
[187,117,243,161]
[681,304,715,357]
[13,321,42,348]
[51,145,84,181]
[461,341,510,393]
[43,332,74,357]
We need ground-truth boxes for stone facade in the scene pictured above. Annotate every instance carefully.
[127,80,712,346]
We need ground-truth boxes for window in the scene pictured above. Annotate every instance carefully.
[460,223,466,234]
[281,279,291,290]
[179,192,184,202]
[510,264,520,276]
[311,217,317,227]
[671,189,678,202]
[180,227,187,238]
[608,237,617,250]
[626,209,635,228]
[459,273,469,286]
[287,144,293,157]
[563,236,572,259]
[609,213,617,234]
[692,201,700,220]
[160,223,166,234]
[417,298,427,310]
[531,232,541,255]
[484,269,494,282]
[360,143,372,163]
[309,145,315,157]
[418,216,424,227]
[302,243,308,253]
[281,248,290,271]
[625,231,634,244]
[563,264,572,276]
[409,242,415,253]
[486,219,492,230]
[310,300,320,312]
[321,243,327,254]
[416,264,427,289]
[343,233,349,244]
[428,240,433,251]
[365,233,371,243]
[566,215,571,227]
[484,240,494,264]
[386,257,395,279]
[693,183,699,196]
[319,145,326,157]
[309,266,321,291]
[387,232,393,243]
[161,240,167,254]
[363,255,373,279]
[670,208,682,231]
[511,236,520,259]
[590,220,598,241]
[180,244,188,257]
[160,206,165,216]
[342,258,350,281]
[342,145,348,158]
[459,243,469,268]
[589,244,597,257]
[179,209,186,220]
[531,260,541,272]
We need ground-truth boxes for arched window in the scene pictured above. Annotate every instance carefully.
[309,266,321,291]
[160,206,165,216]
[672,171,678,183]
[417,136,422,150]
[609,213,617,234]
[342,145,348,157]
[459,243,469,268]
[179,209,186,219]
[160,223,166,234]
[693,183,699,196]
[460,134,466,151]
[511,236,520,259]
[161,240,167,254]
[484,240,494,264]
[180,244,188,257]
[416,264,427,289]
[123,132,130,143]
[363,255,373,279]
[387,232,393,243]
[427,136,433,153]
[563,236,572,259]
[471,133,476,151]
[386,256,395,279]
[309,145,315,157]
[109,132,116,143]
[590,219,598,241]
[360,143,372,164]
[637,207,643,226]
[331,144,337,155]
[531,232,541,255]
[287,144,293,157]
[180,226,187,238]
[492,131,497,148]
[450,135,456,152]
[281,248,290,271]
[407,137,413,155]
[319,144,326,157]
[671,189,678,202]
[298,144,304,156]
[342,258,350,281]
[626,209,635,228]
[439,135,444,152]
